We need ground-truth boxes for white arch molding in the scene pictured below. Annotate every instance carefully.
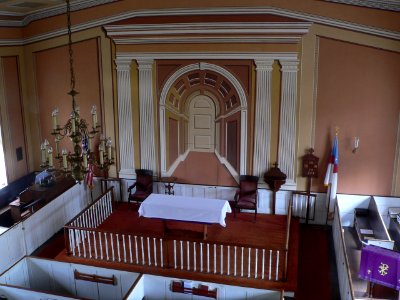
[159,62,248,177]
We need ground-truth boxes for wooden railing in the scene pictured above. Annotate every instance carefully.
[64,189,289,282]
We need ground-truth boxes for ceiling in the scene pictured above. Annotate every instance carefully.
[0,0,70,15]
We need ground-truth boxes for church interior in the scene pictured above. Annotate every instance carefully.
[0,0,399,299]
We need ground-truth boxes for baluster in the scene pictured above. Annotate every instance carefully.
[227,245,230,276]
[255,249,258,279]
[89,208,94,228]
[94,203,98,227]
[174,240,177,269]
[234,246,237,276]
[153,238,157,267]
[76,229,81,257]
[123,235,127,263]
[187,241,190,271]
[180,241,183,270]
[93,231,97,259]
[147,237,151,266]
[160,239,164,268]
[276,250,280,281]
[111,233,115,261]
[248,248,251,278]
[262,249,265,279]
[241,247,244,277]
[207,243,210,273]
[105,232,109,261]
[135,236,139,264]
[82,230,87,258]
[99,232,103,260]
[69,229,75,256]
[87,230,92,258]
[193,242,196,272]
[117,234,121,262]
[220,245,223,275]
[141,237,145,265]
[129,235,133,264]
[269,249,272,280]
[213,244,216,274]
[200,242,203,272]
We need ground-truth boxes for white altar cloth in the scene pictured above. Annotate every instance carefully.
[138,194,232,227]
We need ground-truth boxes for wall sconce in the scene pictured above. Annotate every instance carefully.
[352,137,360,154]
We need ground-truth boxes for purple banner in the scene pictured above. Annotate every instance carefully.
[359,245,400,290]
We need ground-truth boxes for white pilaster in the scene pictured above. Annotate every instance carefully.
[115,58,135,178]
[278,60,299,187]
[137,59,156,172]
[253,59,274,178]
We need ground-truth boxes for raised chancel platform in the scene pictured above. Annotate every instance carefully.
[58,191,299,293]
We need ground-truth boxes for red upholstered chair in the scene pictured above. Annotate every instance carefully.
[128,169,153,205]
[233,175,259,220]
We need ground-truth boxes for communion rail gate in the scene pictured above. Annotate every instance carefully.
[64,188,289,282]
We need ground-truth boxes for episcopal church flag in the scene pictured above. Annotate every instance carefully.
[324,135,339,201]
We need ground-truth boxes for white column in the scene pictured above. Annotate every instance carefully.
[137,59,156,172]
[115,58,135,178]
[278,60,299,186]
[253,59,274,178]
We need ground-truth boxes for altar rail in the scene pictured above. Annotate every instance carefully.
[64,189,289,282]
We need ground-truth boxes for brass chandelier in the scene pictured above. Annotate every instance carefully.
[40,0,113,182]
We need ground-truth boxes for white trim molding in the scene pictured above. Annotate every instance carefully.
[278,60,299,188]
[1,6,398,46]
[325,0,400,12]
[115,57,135,178]
[392,113,400,196]
[137,59,157,173]
[253,59,274,179]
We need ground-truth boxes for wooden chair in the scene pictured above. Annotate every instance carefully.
[233,175,259,220]
[128,169,153,205]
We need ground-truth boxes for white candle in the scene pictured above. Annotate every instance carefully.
[83,151,88,169]
[62,149,68,169]
[91,105,97,128]
[52,108,59,130]
[41,143,46,164]
[55,136,60,156]
[48,147,53,168]
[106,138,112,159]
[99,146,104,165]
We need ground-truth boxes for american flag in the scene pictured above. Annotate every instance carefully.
[324,135,339,201]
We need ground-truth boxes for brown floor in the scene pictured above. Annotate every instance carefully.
[172,151,237,186]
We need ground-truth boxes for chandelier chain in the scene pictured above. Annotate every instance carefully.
[66,0,75,92]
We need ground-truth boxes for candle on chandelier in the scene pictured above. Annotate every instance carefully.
[106,138,112,159]
[52,108,59,130]
[48,147,53,168]
[40,142,47,164]
[62,149,68,169]
[99,145,104,165]
[91,105,97,129]
[83,151,88,169]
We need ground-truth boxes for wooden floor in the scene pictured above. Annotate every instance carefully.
[56,202,300,292]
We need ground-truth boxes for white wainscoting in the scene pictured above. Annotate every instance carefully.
[125,274,282,300]
[0,183,91,274]
[0,257,139,300]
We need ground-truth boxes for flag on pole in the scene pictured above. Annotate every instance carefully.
[324,135,339,201]
[86,163,94,190]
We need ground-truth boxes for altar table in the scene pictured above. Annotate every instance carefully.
[138,194,232,239]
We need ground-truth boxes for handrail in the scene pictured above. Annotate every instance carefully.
[66,187,114,226]
[283,196,292,280]
[334,201,355,300]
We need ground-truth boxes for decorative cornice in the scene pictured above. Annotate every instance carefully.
[111,36,302,45]
[1,6,399,46]
[0,0,116,27]
[117,52,298,61]
[325,0,400,12]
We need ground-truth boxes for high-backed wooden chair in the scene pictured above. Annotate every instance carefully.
[128,169,153,205]
[233,175,259,220]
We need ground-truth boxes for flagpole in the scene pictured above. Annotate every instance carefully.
[325,127,339,224]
